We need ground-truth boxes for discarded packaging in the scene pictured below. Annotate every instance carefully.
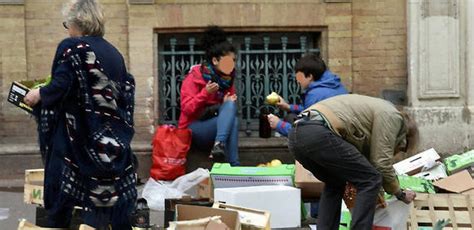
[397,175,436,193]
[214,185,300,228]
[443,149,474,175]
[295,161,325,199]
[432,170,474,194]
[172,204,240,230]
[210,163,295,189]
[393,148,441,175]
[213,202,271,230]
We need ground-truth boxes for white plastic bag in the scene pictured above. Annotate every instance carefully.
[373,198,410,230]
[142,179,183,211]
[170,168,209,192]
[142,168,210,211]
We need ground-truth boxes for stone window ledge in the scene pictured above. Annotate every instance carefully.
[0,0,24,5]
[325,0,351,2]
[129,0,154,4]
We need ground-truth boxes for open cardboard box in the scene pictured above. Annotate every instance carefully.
[214,185,300,228]
[433,170,474,194]
[393,148,441,175]
[172,204,240,230]
[213,202,271,230]
[295,161,325,199]
[412,163,447,180]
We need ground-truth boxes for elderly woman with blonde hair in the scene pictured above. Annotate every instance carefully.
[24,0,137,228]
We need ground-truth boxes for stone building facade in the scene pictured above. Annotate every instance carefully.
[1,0,471,156]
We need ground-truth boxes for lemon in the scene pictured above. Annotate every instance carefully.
[270,159,282,167]
[266,92,280,105]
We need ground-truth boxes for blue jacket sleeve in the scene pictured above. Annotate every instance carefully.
[275,120,292,137]
[289,104,304,114]
[39,39,77,107]
[39,67,73,107]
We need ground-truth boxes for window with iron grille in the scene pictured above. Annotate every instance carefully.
[158,31,321,136]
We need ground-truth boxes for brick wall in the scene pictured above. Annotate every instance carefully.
[0,0,407,147]
[0,4,30,144]
[352,0,407,96]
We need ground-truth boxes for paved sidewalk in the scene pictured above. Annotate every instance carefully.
[0,187,35,229]
[0,184,166,229]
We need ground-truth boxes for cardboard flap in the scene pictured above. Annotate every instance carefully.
[432,170,474,193]
[176,205,240,230]
[212,202,271,230]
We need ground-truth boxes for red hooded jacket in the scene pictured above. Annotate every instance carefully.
[178,64,235,128]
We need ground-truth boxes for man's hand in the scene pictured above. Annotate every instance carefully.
[224,92,237,102]
[24,88,41,107]
[205,81,219,94]
[395,189,416,204]
[267,113,281,129]
[276,96,290,111]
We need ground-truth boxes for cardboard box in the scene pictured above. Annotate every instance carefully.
[173,204,240,230]
[168,216,229,230]
[164,196,214,228]
[210,163,295,189]
[432,170,474,194]
[295,161,325,199]
[393,148,441,175]
[397,175,436,193]
[214,185,301,228]
[443,149,474,175]
[24,169,44,205]
[412,164,448,180]
[213,202,271,230]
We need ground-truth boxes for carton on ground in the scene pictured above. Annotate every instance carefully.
[393,148,441,175]
[295,161,325,199]
[24,169,44,205]
[210,163,295,189]
[412,163,448,180]
[164,196,214,228]
[397,175,436,193]
[173,204,240,230]
[432,170,474,194]
[213,202,271,230]
[443,149,474,175]
[214,185,301,228]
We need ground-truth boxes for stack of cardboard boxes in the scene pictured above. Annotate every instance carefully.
[393,148,474,195]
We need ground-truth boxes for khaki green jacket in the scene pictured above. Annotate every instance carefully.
[306,94,407,194]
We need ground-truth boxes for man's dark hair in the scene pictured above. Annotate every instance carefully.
[295,53,327,81]
[201,26,236,63]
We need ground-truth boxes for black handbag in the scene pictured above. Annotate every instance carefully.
[198,104,220,120]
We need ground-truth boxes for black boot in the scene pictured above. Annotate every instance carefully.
[210,141,226,163]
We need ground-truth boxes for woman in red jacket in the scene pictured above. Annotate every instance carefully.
[178,26,239,166]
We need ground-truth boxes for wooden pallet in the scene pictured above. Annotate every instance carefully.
[24,169,44,206]
[408,193,474,229]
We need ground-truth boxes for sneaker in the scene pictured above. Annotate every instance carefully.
[210,141,226,163]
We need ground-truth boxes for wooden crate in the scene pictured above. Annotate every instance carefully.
[24,169,44,206]
[408,193,474,229]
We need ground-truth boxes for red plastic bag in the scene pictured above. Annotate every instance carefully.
[150,125,192,180]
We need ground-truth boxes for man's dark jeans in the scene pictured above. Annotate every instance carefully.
[289,120,382,230]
